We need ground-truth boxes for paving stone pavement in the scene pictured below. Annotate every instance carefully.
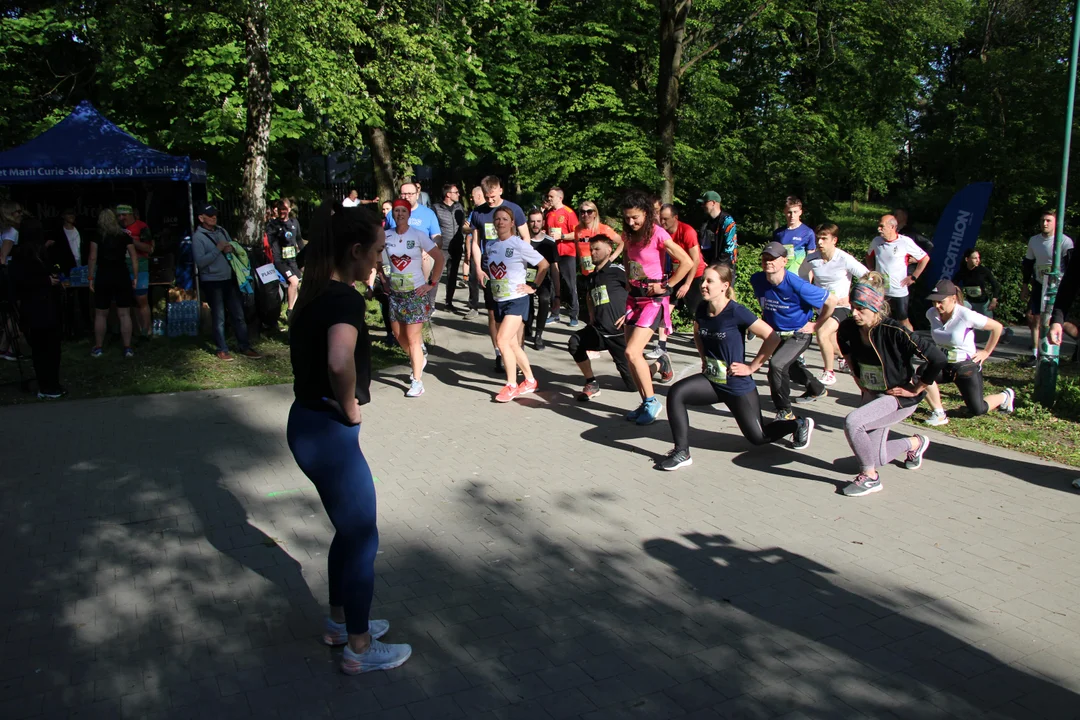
[3,295,1080,720]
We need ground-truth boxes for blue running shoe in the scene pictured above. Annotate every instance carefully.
[636,397,664,425]
[626,402,647,421]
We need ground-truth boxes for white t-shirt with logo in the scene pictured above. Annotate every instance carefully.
[867,234,928,297]
[798,247,868,304]
[383,228,436,293]
[926,305,988,363]
[1026,233,1074,284]
[483,236,544,302]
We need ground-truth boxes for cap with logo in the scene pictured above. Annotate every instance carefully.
[199,204,218,216]
[927,278,959,302]
[698,191,722,204]
[762,241,788,259]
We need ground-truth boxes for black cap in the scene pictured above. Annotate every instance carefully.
[199,204,218,217]
[761,241,788,259]
[927,278,959,301]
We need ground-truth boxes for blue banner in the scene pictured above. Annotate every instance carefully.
[927,182,994,285]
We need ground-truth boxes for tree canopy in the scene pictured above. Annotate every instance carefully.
[2,0,1078,236]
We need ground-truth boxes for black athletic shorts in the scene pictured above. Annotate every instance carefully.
[1029,281,1043,315]
[886,295,909,322]
[483,282,496,311]
[93,277,134,310]
[275,260,300,281]
[831,306,851,325]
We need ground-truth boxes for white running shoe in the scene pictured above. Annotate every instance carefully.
[406,379,424,397]
[837,357,849,373]
[999,387,1016,414]
[341,639,412,675]
[923,409,949,427]
[819,370,837,386]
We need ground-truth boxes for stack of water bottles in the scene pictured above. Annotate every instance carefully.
[166,300,199,337]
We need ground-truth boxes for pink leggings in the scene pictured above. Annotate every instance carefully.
[844,395,917,470]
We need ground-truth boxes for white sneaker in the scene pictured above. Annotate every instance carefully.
[341,639,412,675]
[923,409,949,426]
[999,387,1016,414]
[587,350,603,360]
[819,370,837,386]
[837,358,849,373]
[406,379,424,397]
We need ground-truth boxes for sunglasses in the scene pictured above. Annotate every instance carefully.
[582,209,596,214]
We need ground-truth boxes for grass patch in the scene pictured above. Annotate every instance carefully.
[906,359,1080,468]
[0,299,407,406]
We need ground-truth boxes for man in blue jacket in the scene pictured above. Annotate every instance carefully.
[192,204,261,361]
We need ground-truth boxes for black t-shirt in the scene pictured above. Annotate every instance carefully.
[529,236,558,290]
[290,281,372,408]
[94,231,134,282]
[695,300,759,396]
[587,261,629,335]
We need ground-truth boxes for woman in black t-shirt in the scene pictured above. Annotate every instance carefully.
[89,209,138,358]
[286,205,412,675]
[659,263,815,471]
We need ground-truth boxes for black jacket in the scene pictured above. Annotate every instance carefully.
[13,241,62,331]
[837,316,947,408]
[953,263,1001,305]
[1053,251,1079,325]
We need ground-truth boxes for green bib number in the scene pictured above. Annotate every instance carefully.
[580,254,595,273]
[484,223,497,241]
[590,285,610,306]
[526,267,538,283]
[705,357,727,385]
[947,347,962,363]
[490,278,512,300]
[282,246,297,259]
[390,272,414,292]
[859,364,887,392]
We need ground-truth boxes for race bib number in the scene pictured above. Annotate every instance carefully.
[490,278,512,300]
[281,246,297,260]
[550,227,563,240]
[965,285,984,300]
[382,263,391,276]
[580,254,595,273]
[783,244,795,258]
[484,223,497,240]
[705,357,727,385]
[628,261,645,281]
[526,267,538,283]
[1037,263,1052,282]
[590,285,610,306]
[859,364,887,392]
[390,272,414,292]
[947,347,962,363]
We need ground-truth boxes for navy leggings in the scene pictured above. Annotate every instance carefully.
[287,402,378,635]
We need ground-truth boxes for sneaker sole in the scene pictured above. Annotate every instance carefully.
[406,390,424,397]
[519,385,537,396]
[577,390,600,401]
[661,457,693,471]
[923,416,949,426]
[341,646,413,675]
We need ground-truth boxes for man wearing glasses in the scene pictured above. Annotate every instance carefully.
[546,187,580,326]
[434,183,467,312]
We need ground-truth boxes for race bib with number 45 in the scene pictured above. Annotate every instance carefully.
[859,364,887,392]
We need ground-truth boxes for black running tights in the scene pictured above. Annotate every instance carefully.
[667,373,798,452]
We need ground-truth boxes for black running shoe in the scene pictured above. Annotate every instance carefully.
[792,417,814,450]
[659,448,693,471]
[577,380,601,401]
[793,388,828,404]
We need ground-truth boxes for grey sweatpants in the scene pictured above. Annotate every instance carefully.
[843,395,916,470]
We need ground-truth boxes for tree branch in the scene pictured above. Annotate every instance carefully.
[677,0,771,78]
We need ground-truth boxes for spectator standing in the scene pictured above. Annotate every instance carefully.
[269,198,304,317]
[433,183,467,313]
[697,191,737,266]
[192,204,262,361]
[545,187,580,326]
[116,204,154,340]
[865,214,929,331]
[89,209,138,358]
[50,208,89,337]
[342,190,361,207]
[13,219,65,398]
[953,249,1001,317]
[1,202,25,361]
[1021,209,1073,367]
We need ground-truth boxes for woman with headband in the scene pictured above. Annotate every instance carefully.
[836,272,947,497]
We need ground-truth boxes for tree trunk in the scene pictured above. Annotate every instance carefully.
[238,0,271,248]
[656,0,689,204]
[366,126,396,203]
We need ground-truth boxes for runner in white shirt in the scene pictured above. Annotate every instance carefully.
[1021,209,1074,366]
[799,223,868,385]
[921,279,1015,426]
[476,206,549,403]
[865,214,929,330]
[377,200,444,398]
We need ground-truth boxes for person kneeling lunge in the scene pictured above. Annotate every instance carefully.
[659,263,814,471]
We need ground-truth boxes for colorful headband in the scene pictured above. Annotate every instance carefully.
[852,283,886,313]
[391,199,411,211]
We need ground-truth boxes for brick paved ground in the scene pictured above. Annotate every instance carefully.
[3,294,1080,719]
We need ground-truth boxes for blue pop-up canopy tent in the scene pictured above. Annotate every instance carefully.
[0,101,206,185]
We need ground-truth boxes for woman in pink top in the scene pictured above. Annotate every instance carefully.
[621,191,692,425]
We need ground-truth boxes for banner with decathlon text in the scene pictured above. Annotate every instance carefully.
[926,182,994,286]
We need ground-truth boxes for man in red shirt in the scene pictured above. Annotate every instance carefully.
[646,204,706,360]
[545,187,580,326]
[116,204,153,340]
